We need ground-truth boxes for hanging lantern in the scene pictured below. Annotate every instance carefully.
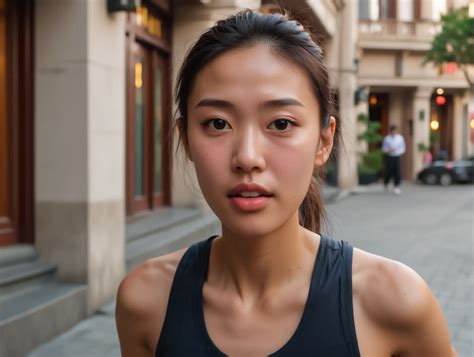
[369,95,378,106]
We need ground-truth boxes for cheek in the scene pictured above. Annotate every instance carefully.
[267,137,317,205]
[189,137,229,192]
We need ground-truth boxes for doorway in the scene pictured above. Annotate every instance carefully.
[127,42,171,215]
[368,93,389,146]
[0,0,34,246]
[430,94,453,160]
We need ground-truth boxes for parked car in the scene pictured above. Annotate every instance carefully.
[417,157,474,185]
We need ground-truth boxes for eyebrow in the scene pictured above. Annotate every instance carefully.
[194,97,305,109]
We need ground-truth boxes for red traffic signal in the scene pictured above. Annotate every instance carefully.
[436,95,446,105]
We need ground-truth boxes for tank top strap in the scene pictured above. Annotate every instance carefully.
[271,235,360,356]
[339,238,360,357]
[315,236,360,356]
[155,236,218,356]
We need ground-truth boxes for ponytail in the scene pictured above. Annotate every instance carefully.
[298,169,326,233]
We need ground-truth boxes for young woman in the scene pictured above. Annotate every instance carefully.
[116,10,456,357]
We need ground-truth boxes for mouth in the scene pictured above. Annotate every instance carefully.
[228,183,273,212]
[227,183,273,198]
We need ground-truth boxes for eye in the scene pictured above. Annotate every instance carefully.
[268,118,296,132]
[201,118,231,131]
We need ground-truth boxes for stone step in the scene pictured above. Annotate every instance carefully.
[126,207,202,243]
[126,211,220,271]
[0,281,87,357]
[0,244,38,268]
[0,260,57,298]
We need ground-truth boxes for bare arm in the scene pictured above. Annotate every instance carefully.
[355,250,456,356]
[116,274,153,357]
[115,250,185,357]
[389,264,456,356]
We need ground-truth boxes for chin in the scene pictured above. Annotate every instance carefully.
[219,213,285,239]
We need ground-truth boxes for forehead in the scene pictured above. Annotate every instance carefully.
[188,44,319,111]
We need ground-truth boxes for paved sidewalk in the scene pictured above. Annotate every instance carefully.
[325,182,473,356]
[29,182,473,356]
[28,302,119,357]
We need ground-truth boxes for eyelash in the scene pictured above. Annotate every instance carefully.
[201,118,297,133]
[268,119,297,132]
[201,118,231,131]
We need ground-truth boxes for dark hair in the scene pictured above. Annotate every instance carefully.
[390,125,397,131]
[174,9,340,233]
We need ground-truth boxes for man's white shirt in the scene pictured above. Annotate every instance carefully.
[382,134,406,157]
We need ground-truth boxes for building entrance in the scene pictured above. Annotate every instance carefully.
[126,2,171,216]
[0,0,33,246]
[430,93,454,160]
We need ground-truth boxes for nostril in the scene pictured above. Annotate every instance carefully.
[233,164,264,173]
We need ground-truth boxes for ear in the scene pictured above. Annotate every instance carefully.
[177,118,193,162]
[314,115,336,167]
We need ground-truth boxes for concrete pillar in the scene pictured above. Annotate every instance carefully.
[337,0,358,189]
[35,0,126,313]
[420,0,434,20]
[411,87,432,178]
[452,93,465,160]
[468,90,474,157]
[355,87,370,156]
[388,92,403,128]
[171,0,261,209]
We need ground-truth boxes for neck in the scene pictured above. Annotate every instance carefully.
[209,211,319,303]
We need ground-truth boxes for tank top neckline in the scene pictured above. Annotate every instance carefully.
[193,234,329,356]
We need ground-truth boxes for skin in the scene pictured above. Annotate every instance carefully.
[116,45,456,357]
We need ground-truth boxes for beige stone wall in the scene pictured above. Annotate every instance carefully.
[359,52,396,78]
[388,92,404,128]
[360,51,468,89]
[411,87,432,177]
[35,0,126,313]
[337,0,358,189]
[355,95,370,160]
[86,0,126,313]
[453,91,472,160]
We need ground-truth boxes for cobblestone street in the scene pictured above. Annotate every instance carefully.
[29,183,473,356]
[324,183,473,356]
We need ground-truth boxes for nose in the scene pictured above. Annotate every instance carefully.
[231,127,266,173]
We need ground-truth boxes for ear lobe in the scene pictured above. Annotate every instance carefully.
[314,145,331,167]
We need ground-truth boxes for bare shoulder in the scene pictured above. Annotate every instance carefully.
[116,248,187,356]
[352,248,455,356]
[352,248,428,327]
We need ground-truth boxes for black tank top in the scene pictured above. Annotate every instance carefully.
[155,235,360,356]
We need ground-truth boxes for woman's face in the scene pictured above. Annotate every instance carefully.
[184,44,334,237]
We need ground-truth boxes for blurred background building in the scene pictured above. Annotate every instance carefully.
[0,0,471,355]
[358,0,472,180]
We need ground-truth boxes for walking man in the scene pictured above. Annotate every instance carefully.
[382,125,406,194]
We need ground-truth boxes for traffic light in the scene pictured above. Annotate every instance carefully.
[436,95,446,106]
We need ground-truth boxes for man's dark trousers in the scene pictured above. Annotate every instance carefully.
[384,155,401,186]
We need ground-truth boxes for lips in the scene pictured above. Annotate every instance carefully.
[228,183,272,198]
[228,183,273,212]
